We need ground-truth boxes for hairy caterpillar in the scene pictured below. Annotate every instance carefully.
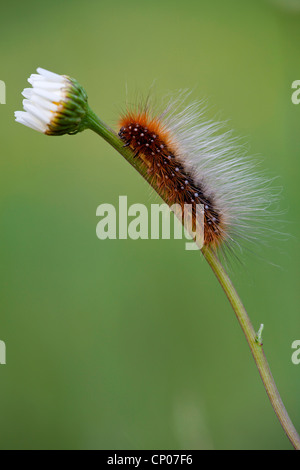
[118,93,277,255]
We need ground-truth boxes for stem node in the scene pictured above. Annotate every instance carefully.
[255,324,264,347]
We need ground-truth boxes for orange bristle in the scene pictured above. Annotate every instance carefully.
[119,111,225,247]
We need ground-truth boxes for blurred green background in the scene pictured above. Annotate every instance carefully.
[0,0,299,450]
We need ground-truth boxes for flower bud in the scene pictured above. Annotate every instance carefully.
[15,67,88,136]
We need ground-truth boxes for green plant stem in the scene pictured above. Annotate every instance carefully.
[201,245,300,450]
[86,107,300,450]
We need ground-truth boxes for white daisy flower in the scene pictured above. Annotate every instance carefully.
[15,67,88,135]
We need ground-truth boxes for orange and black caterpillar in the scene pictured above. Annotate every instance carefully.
[118,94,277,255]
[119,112,223,247]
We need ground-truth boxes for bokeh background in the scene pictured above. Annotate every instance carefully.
[0,0,299,450]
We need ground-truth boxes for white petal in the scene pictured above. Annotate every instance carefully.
[32,80,65,91]
[28,74,48,86]
[37,67,65,83]
[14,111,27,121]
[29,93,59,112]
[22,88,33,99]
[31,87,65,103]
[15,117,27,126]
[24,114,46,132]
[22,100,52,125]
[15,111,46,132]
[28,74,47,81]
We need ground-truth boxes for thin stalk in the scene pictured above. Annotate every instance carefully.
[86,107,300,450]
[201,245,300,450]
